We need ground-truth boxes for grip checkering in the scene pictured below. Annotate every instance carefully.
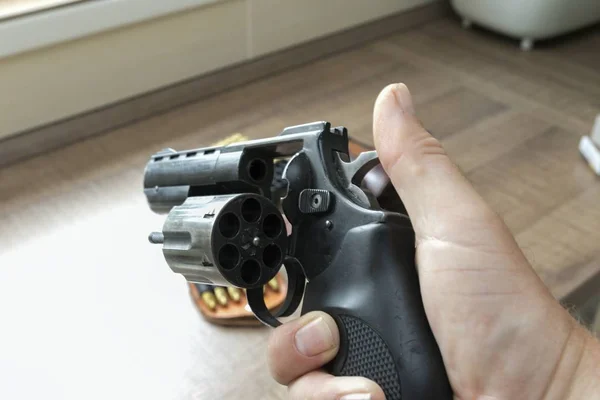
[338,314,402,400]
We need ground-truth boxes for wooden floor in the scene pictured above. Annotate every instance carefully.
[1,15,599,400]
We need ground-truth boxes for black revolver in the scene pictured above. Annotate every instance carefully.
[143,122,452,400]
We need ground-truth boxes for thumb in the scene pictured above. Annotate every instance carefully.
[373,83,496,242]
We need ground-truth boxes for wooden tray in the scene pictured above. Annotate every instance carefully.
[189,275,288,326]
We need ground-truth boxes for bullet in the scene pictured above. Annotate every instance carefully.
[214,287,229,306]
[227,287,242,302]
[196,284,217,310]
[201,292,217,310]
[267,277,279,292]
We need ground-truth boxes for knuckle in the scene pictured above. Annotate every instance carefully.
[389,132,450,179]
[411,134,447,159]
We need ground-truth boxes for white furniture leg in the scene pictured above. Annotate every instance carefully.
[520,38,534,51]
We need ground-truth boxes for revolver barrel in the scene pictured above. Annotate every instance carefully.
[143,146,274,214]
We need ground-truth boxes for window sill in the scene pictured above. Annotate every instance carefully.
[0,0,221,59]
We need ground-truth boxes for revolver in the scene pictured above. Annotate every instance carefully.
[143,122,452,400]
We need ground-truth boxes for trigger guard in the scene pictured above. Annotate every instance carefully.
[246,256,306,327]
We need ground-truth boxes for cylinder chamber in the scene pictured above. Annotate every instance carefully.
[161,194,287,288]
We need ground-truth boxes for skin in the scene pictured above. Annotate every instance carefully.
[267,84,600,400]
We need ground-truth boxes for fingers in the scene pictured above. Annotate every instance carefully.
[372,83,501,242]
[289,371,385,400]
[268,311,339,385]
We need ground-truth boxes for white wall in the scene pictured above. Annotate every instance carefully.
[0,0,437,140]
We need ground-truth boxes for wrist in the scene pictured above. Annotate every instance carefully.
[562,323,600,400]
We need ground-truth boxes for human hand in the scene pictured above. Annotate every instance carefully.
[267,84,600,400]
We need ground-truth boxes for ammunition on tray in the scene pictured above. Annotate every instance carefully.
[196,284,217,310]
[214,287,229,306]
[227,287,242,302]
[267,278,279,292]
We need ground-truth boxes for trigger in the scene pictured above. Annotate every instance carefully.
[247,256,306,328]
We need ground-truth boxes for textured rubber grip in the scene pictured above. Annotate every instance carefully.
[337,314,401,399]
[301,220,453,400]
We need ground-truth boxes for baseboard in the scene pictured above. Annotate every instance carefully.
[0,1,450,168]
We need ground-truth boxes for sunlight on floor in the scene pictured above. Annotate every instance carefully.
[0,0,85,20]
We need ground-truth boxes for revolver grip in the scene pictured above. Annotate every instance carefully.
[301,221,453,400]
